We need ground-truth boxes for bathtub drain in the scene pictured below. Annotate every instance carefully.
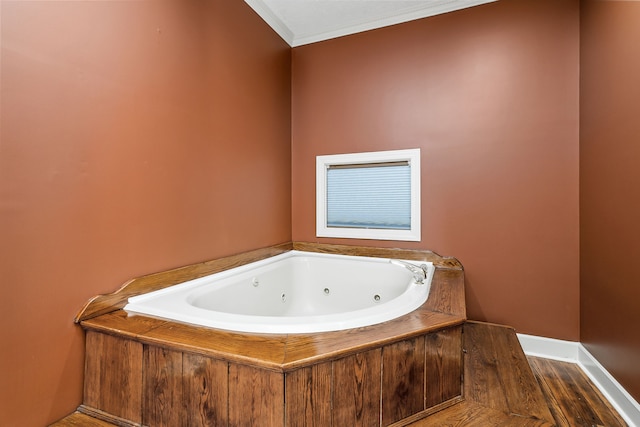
[281,293,286,302]
[374,294,381,302]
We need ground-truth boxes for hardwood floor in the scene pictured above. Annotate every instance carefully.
[407,322,627,427]
[51,321,628,426]
[407,321,555,426]
[528,356,627,427]
[49,412,117,427]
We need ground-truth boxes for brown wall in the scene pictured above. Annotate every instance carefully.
[0,1,291,425]
[292,0,580,340]
[580,0,640,402]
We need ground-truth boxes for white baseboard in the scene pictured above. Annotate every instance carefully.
[517,333,581,362]
[517,333,640,427]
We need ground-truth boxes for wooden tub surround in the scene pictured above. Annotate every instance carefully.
[74,242,466,427]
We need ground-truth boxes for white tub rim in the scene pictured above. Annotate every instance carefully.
[125,250,434,334]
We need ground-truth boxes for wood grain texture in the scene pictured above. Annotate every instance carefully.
[416,401,555,427]
[183,353,229,427]
[59,323,628,427]
[75,243,293,322]
[75,406,138,427]
[48,411,122,427]
[407,325,627,426]
[81,310,169,339]
[462,322,553,423]
[143,346,183,427]
[463,323,508,409]
[285,362,333,426]
[528,356,628,427]
[407,322,556,427]
[425,326,463,408]
[423,269,466,317]
[292,242,463,269]
[83,331,143,424]
[141,320,290,370]
[382,337,426,426]
[228,363,285,426]
[333,349,382,427]
[281,310,463,370]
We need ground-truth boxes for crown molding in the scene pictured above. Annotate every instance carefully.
[244,0,294,46]
[245,0,497,47]
[292,0,497,47]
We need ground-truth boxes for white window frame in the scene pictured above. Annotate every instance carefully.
[316,148,421,241]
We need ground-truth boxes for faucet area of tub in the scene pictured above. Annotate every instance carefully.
[75,242,466,426]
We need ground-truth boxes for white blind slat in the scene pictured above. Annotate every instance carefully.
[326,164,411,230]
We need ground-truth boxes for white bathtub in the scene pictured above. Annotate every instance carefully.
[124,250,435,334]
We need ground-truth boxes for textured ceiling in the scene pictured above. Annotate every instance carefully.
[244,0,498,47]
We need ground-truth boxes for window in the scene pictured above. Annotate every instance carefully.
[316,149,421,241]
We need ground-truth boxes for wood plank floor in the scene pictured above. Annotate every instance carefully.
[407,321,555,426]
[51,321,628,427]
[49,411,118,427]
[528,356,627,427]
[407,321,627,427]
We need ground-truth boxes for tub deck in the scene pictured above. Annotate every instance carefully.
[78,242,465,371]
[81,266,465,371]
[76,243,467,426]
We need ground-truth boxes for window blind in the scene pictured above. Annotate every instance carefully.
[326,162,411,230]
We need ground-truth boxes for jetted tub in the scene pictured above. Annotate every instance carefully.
[125,250,435,334]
